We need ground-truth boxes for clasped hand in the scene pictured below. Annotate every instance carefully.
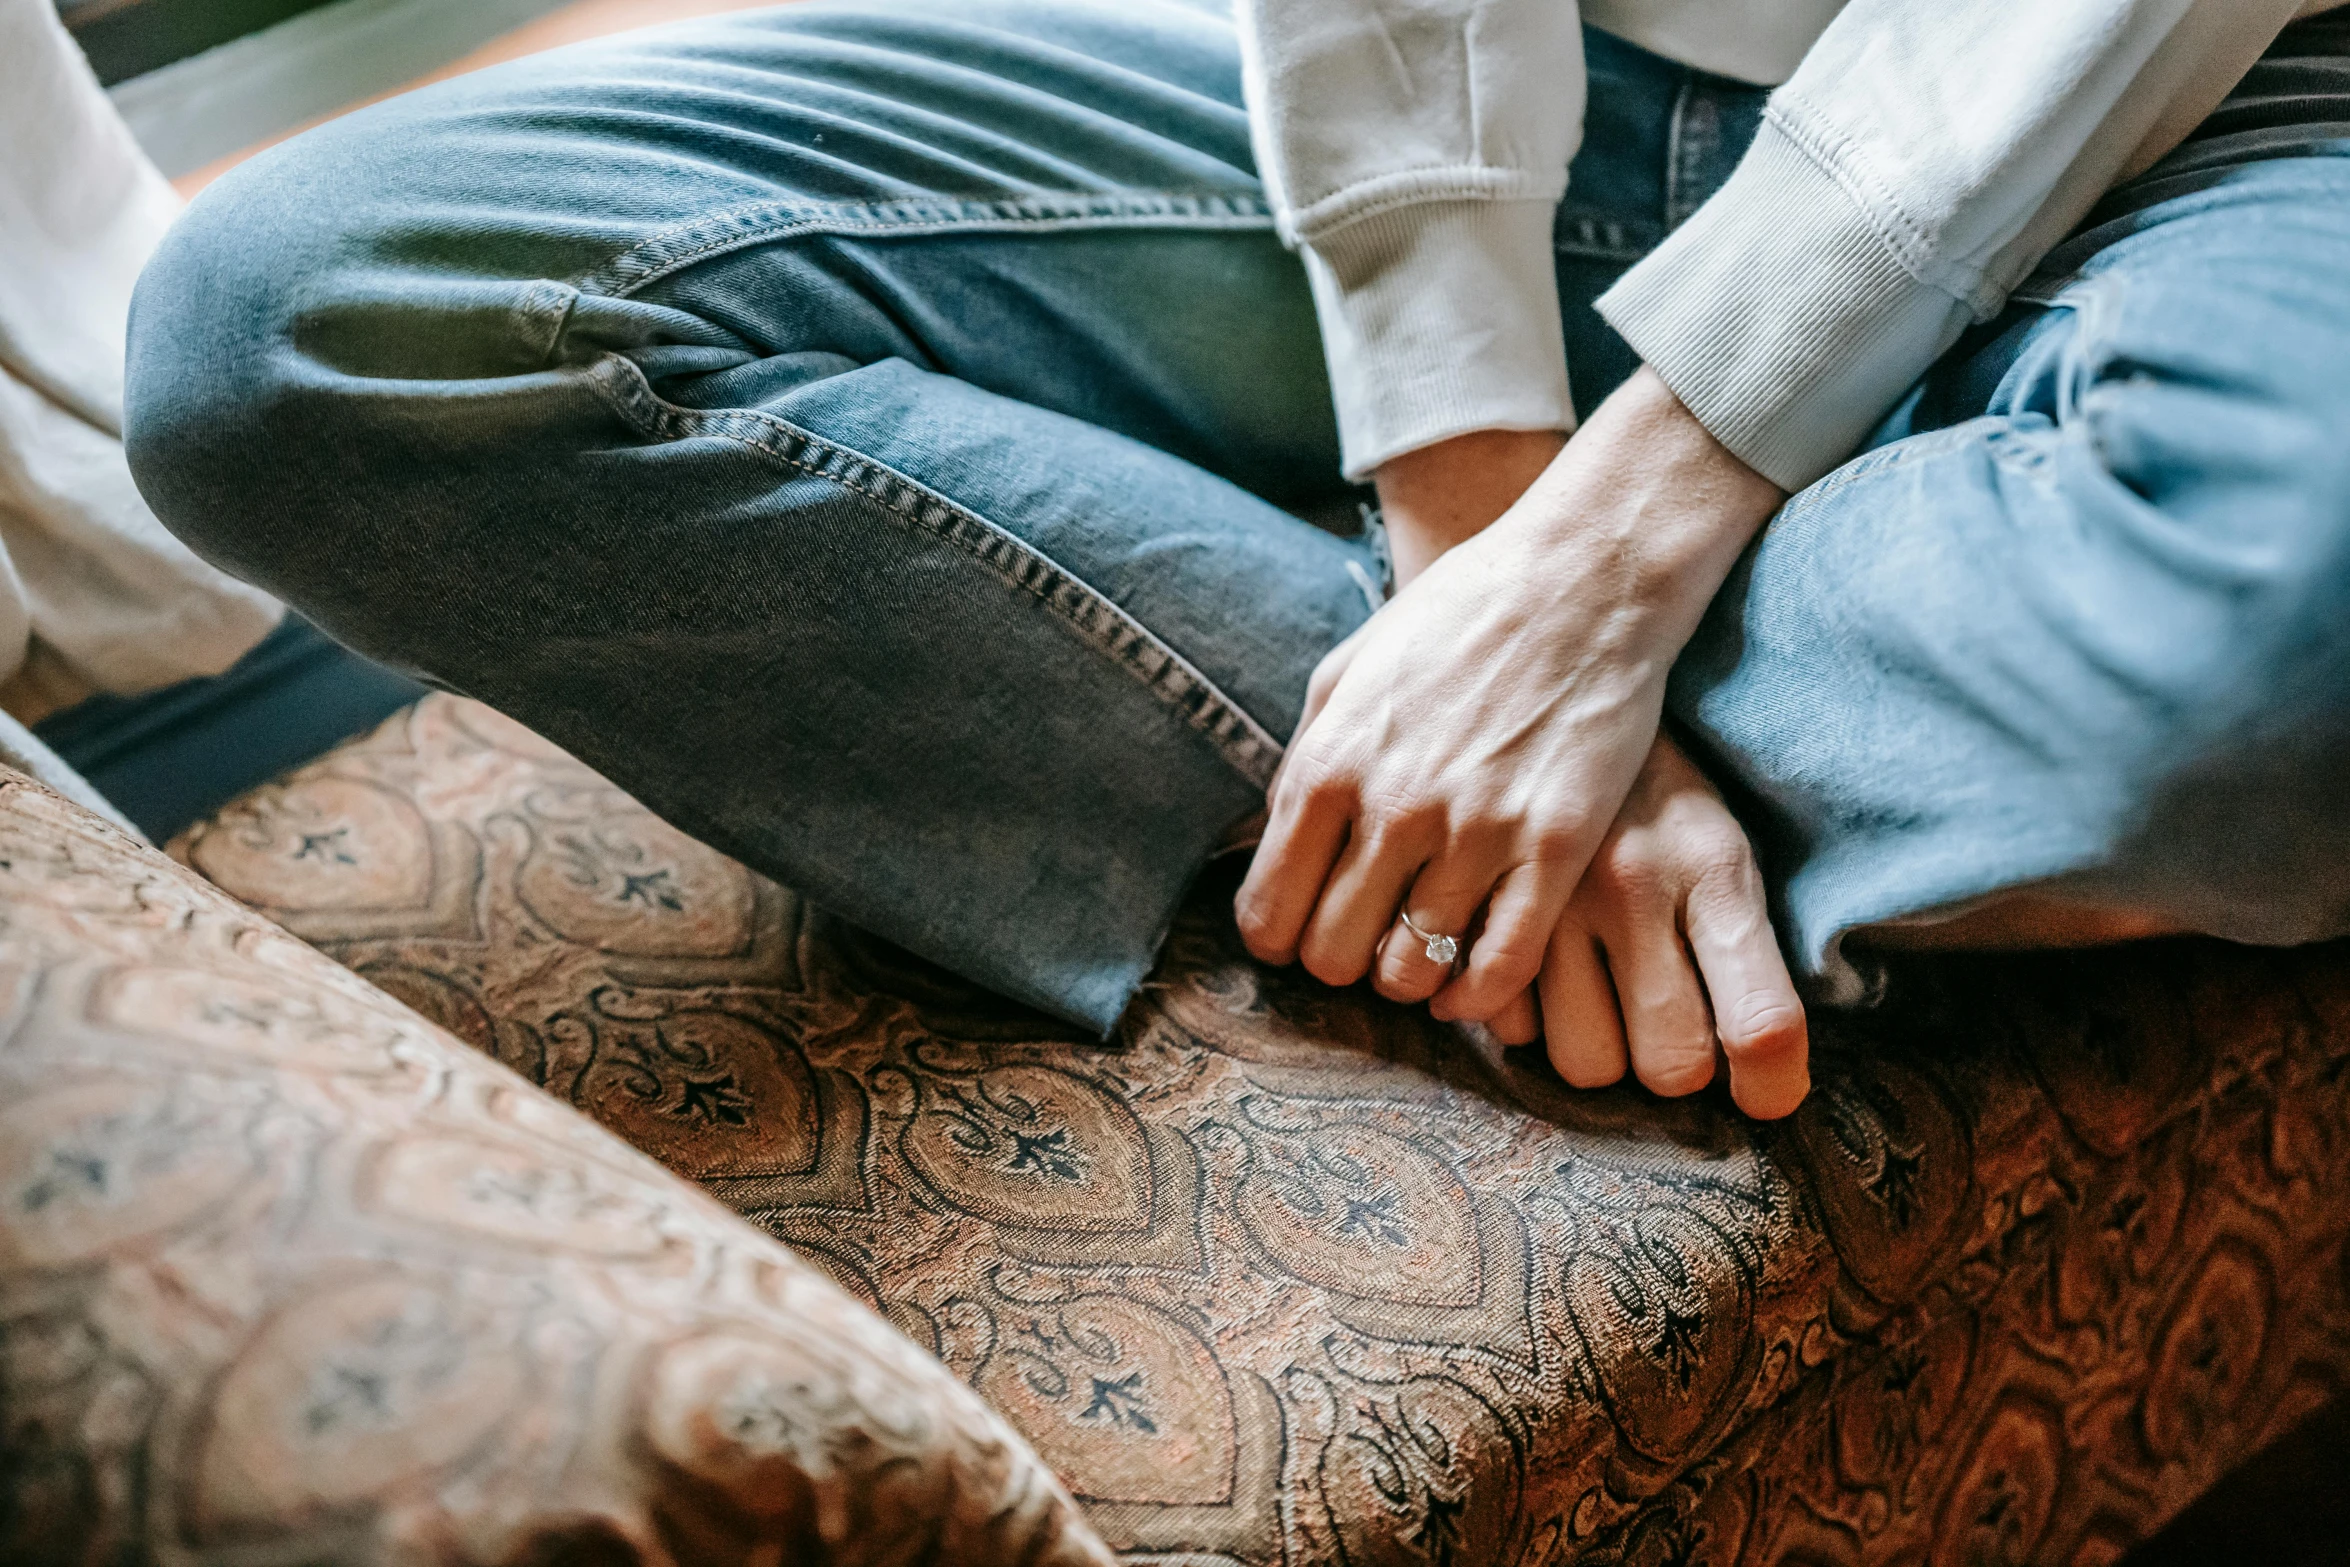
[1233,372,1811,1118]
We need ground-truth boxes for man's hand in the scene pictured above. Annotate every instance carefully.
[1481,733,1810,1119]
[1235,368,1785,1037]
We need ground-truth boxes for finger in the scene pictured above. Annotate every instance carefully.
[1486,987,1541,1047]
[1371,847,1507,1005]
[1538,920,1628,1088]
[1234,764,1353,967]
[1602,900,1718,1099]
[1430,858,1579,1024]
[1684,856,1810,1119]
[1296,814,1439,987]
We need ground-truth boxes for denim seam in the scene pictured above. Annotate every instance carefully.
[581,353,1285,790]
[1787,420,1986,507]
[579,191,1276,299]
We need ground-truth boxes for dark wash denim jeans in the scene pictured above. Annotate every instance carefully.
[126,3,2350,1030]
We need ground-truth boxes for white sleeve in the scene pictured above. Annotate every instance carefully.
[1236,0,1587,478]
[0,0,282,699]
[1597,0,2305,491]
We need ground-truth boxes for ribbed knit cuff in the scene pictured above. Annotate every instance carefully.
[1300,198,1575,480]
[1596,118,1976,492]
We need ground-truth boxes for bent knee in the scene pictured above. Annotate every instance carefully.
[126,166,343,579]
[126,156,611,614]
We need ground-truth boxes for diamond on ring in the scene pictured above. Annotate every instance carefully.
[1398,911,1461,967]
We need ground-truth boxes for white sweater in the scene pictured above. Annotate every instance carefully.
[1239,0,2341,488]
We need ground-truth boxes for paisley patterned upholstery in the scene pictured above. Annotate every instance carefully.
[0,764,1109,1566]
[163,695,2350,1564]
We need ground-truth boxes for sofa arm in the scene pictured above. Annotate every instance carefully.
[0,768,1109,1566]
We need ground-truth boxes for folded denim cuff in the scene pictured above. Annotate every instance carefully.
[1300,197,1576,480]
[1596,118,1976,492]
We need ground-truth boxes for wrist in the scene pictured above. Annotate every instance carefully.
[1374,427,1568,588]
[1508,368,1785,629]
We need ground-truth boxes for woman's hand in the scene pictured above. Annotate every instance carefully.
[1376,428,1566,589]
[1235,369,1785,1032]
[1482,734,1811,1119]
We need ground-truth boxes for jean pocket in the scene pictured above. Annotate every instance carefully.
[1552,207,1663,263]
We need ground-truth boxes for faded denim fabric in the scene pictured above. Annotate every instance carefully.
[126,3,2350,1029]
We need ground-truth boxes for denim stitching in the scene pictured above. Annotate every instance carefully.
[580,191,1276,299]
[510,279,577,364]
[582,354,1285,790]
[1787,420,1989,508]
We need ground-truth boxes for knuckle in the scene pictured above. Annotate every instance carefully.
[1524,817,1594,868]
[1552,1042,1627,1090]
[1687,827,1761,893]
[1634,1041,1717,1098]
[1469,934,1547,992]
[1375,948,1441,999]
[1231,894,1279,948]
[1281,734,1352,788]
[1590,845,1666,908]
[1297,937,1366,989]
[1362,792,1444,842]
[1293,761,1355,813]
[1722,999,1808,1058]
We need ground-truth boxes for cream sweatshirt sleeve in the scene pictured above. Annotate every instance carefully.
[1235,0,1588,479]
[1239,0,2304,487]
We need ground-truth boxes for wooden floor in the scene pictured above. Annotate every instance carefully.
[164,3,2350,1558]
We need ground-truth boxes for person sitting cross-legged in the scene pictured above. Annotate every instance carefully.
[123,0,2350,1119]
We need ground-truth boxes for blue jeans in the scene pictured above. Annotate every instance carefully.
[125,4,2350,1030]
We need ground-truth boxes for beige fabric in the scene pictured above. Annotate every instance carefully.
[0,761,1111,1566]
[0,0,278,715]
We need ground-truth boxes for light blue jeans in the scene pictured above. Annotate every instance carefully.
[125,4,2350,1030]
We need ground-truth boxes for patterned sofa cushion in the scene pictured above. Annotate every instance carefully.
[0,764,1109,1566]
[173,695,2350,1565]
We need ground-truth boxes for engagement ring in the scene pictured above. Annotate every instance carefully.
[1397,910,1462,968]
